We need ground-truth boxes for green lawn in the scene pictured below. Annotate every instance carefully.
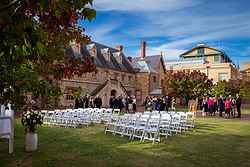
[1,117,250,167]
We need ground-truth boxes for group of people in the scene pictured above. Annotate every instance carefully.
[75,95,103,109]
[75,95,137,112]
[201,94,242,118]
[143,96,176,112]
[109,96,137,112]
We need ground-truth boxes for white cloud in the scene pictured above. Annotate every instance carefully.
[93,0,202,11]
[84,1,250,61]
[146,46,186,59]
[87,23,116,42]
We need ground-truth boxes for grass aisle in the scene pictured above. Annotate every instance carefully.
[1,118,250,167]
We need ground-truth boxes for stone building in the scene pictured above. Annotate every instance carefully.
[59,41,166,107]
[240,62,250,81]
[131,41,166,105]
[165,44,239,83]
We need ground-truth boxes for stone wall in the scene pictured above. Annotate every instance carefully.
[59,66,136,108]
[135,73,150,105]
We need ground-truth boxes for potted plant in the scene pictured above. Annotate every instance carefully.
[21,110,43,152]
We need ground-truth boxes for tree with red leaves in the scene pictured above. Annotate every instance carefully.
[165,70,213,104]
[0,0,96,110]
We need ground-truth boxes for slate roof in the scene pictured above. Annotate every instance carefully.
[86,42,135,73]
[132,60,157,73]
[132,55,165,73]
[66,42,135,74]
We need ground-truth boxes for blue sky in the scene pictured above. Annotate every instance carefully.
[78,0,250,67]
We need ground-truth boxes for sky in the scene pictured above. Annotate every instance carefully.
[78,0,250,67]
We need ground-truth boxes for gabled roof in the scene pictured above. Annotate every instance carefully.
[180,44,223,57]
[132,55,166,73]
[90,80,108,96]
[179,44,236,66]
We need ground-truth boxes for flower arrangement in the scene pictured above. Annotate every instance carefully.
[21,110,43,133]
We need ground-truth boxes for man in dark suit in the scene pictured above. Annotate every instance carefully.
[94,96,102,109]
[218,95,225,117]
[236,94,242,118]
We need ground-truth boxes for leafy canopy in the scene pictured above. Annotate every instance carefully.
[0,0,96,110]
[166,70,213,100]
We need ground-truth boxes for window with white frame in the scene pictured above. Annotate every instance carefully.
[218,73,228,81]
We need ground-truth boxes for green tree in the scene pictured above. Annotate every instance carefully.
[0,0,96,110]
[212,79,250,97]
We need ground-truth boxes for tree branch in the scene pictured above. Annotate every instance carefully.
[0,0,21,13]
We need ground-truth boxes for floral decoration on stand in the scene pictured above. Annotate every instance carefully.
[21,111,44,133]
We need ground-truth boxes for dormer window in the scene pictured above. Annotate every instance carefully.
[198,48,205,55]
[87,43,97,57]
[101,48,111,61]
[113,52,123,64]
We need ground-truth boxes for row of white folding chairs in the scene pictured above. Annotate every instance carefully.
[41,108,121,128]
[105,111,195,143]
[42,110,86,128]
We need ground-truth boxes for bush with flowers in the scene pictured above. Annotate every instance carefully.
[21,110,43,133]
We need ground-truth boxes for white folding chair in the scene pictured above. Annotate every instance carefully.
[142,114,161,143]
[105,114,119,134]
[131,114,150,141]
[186,112,195,129]
[170,114,182,134]
[159,113,172,138]
[0,109,14,154]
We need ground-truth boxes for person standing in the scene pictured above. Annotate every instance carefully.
[152,97,158,111]
[143,97,149,111]
[225,97,231,119]
[128,96,133,113]
[230,96,236,118]
[109,96,115,109]
[218,95,225,117]
[118,96,124,111]
[202,96,208,117]
[94,96,102,109]
[83,95,89,108]
[171,97,176,111]
[207,97,214,116]
[164,96,169,112]
[159,96,166,111]
[236,94,242,118]
[146,97,152,111]
[75,98,80,109]
[132,96,137,112]
[89,96,94,108]
[213,97,218,116]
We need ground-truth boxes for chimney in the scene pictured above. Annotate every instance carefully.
[141,40,146,59]
[127,56,132,63]
[116,45,123,52]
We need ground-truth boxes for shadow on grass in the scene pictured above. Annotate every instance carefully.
[1,119,250,167]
